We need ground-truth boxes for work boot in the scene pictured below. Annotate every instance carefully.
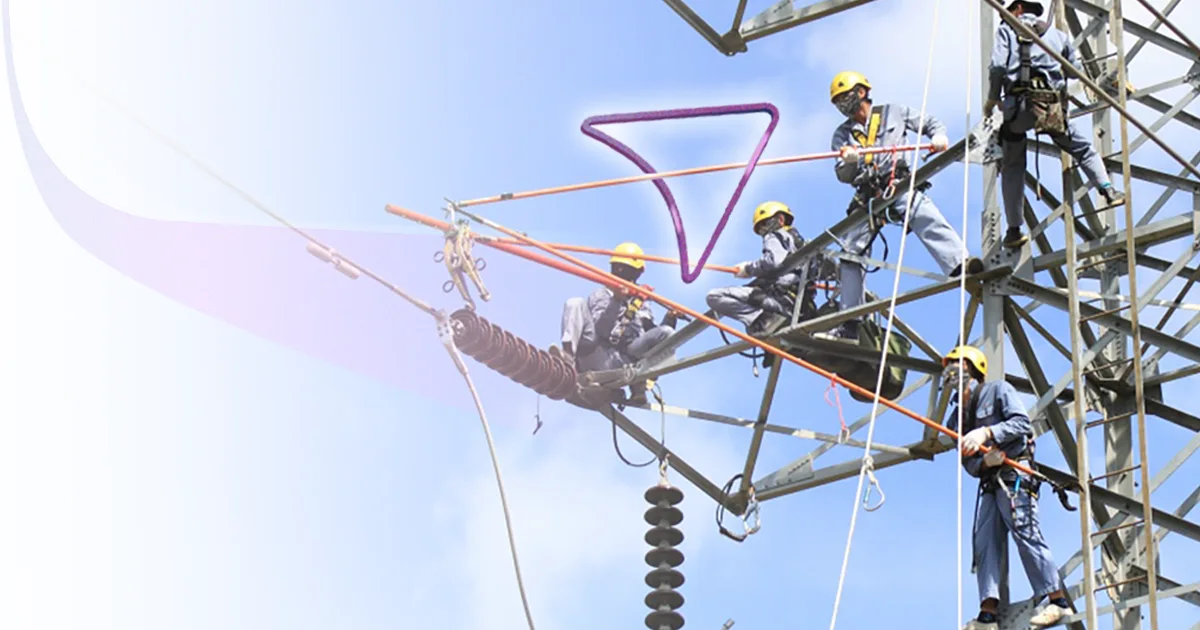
[1003,226,1029,249]
[747,312,788,337]
[950,256,985,278]
[627,380,650,406]
[1099,183,1125,207]
[814,319,859,342]
[1030,598,1071,627]
[961,611,998,630]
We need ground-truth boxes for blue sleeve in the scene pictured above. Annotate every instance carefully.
[832,125,859,184]
[900,104,947,139]
[988,383,1033,446]
[988,26,1011,100]
[744,232,790,277]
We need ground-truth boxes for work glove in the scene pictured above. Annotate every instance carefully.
[838,145,860,164]
[734,263,751,279]
[982,447,1005,468]
[930,134,950,153]
[960,426,993,456]
[983,99,1000,118]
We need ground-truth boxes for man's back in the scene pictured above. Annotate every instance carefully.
[991,15,1079,94]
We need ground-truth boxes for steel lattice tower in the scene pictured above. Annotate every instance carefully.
[570,1,1200,628]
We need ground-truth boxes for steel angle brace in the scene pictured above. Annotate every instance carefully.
[1064,0,1200,62]
[752,441,927,501]
[1058,431,1200,581]
[582,269,1007,388]
[1038,464,1200,543]
[1008,277,1200,364]
[631,400,916,455]
[828,250,946,281]
[599,404,734,510]
[1032,214,1196,273]
[664,0,884,56]
[751,373,936,496]
[738,0,881,45]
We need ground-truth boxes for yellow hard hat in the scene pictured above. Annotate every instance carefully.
[752,201,794,230]
[610,241,646,271]
[830,71,872,102]
[943,345,988,378]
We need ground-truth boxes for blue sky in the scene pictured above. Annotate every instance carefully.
[2,0,1199,628]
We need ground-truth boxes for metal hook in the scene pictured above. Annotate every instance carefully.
[862,456,886,512]
[741,487,762,536]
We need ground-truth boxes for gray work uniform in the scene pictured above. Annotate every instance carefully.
[832,104,968,310]
[561,286,674,372]
[948,381,1063,603]
[707,226,804,327]
[989,14,1113,229]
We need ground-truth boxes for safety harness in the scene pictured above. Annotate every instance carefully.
[961,383,1078,571]
[1000,18,1066,197]
[1008,18,1066,136]
[607,286,652,347]
[719,226,838,369]
[845,105,932,272]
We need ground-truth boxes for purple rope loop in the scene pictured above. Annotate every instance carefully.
[580,103,780,284]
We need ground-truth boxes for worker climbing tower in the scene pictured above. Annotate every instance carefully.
[644,0,1200,629]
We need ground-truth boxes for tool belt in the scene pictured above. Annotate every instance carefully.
[1009,22,1067,137]
[980,453,1041,499]
[846,160,932,233]
[1011,78,1067,137]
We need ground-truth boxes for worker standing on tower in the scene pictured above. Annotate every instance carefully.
[942,345,1072,630]
[819,71,983,342]
[986,0,1124,249]
[551,242,680,405]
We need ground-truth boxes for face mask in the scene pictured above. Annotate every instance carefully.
[943,363,971,402]
[834,91,861,118]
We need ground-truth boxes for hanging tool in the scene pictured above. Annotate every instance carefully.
[435,211,491,309]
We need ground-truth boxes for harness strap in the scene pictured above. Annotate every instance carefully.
[851,106,885,165]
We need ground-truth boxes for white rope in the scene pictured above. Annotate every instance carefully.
[827,1,944,626]
[439,319,538,630]
[956,1,978,627]
[85,79,538,630]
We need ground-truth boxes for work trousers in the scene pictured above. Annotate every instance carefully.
[706,285,792,327]
[1000,99,1112,230]
[839,190,966,310]
[974,475,1063,603]
[561,297,673,372]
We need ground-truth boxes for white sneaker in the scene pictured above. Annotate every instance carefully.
[962,619,998,630]
[1030,603,1068,627]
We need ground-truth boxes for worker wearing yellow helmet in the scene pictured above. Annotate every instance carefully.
[551,241,680,406]
[817,70,983,343]
[941,345,1070,630]
[985,0,1123,250]
[706,201,828,363]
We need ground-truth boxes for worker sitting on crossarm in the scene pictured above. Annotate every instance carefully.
[818,70,984,343]
[943,345,1071,630]
[551,242,680,406]
[986,0,1124,249]
[707,200,817,347]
